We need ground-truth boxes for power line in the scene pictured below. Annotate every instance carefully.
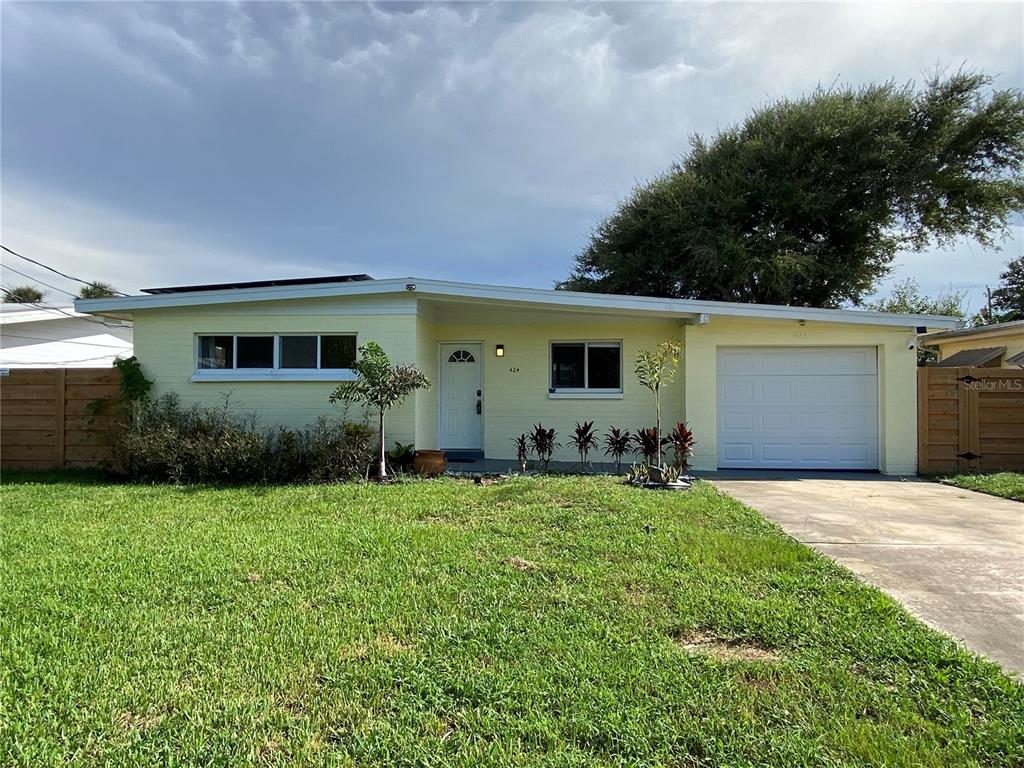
[0,244,129,296]
[0,262,81,298]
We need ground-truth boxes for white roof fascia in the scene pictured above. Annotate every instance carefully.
[919,318,1024,344]
[75,276,962,329]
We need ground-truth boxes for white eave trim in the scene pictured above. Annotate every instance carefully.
[74,276,963,329]
[919,319,1024,344]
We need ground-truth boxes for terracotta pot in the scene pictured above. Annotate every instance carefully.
[413,450,447,477]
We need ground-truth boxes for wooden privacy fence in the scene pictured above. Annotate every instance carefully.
[918,367,1024,474]
[1,368,123,470]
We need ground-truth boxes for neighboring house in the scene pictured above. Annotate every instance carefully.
[76,275,960,474]
[919,320,1024,368]
[0,303,133,368]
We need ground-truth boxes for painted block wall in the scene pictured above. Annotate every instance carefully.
[683,317,920,475]
[130,295,420,443]
[427,315,686,464]
[414,313,439,447]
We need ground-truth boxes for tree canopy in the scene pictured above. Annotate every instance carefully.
[863,278,966,364]
[2,285,44,303]
[863,278,966,319]
[79,281,118,299]
[990,255,1024,322]
[559,71,1024,308]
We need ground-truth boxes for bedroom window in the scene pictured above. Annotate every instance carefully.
[195,334,358,379]
[549,341,622,394]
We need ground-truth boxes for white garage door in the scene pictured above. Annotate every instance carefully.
[717,347,879,470]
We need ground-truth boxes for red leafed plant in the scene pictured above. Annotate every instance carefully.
[633,427,668,465]
[512,433,529,472]
[527,423,560,472]
[570,420,599,471]
[603,427,632,474]
[667,421,696,471]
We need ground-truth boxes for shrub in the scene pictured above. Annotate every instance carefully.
[118,394,374,484]
[385,442,416,474]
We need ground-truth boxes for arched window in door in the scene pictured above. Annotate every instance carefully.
[447,349,476,363]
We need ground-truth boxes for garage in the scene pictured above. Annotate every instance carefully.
[717,347,879,470]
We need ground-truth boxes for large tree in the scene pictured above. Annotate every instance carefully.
[990,255,1024,322]
[559,72,1024,308]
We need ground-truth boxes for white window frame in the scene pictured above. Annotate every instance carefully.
[548,340,624,399]
[192,333,358,382]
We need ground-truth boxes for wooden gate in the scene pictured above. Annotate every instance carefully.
[1,368,123,470]
[917,367,1024,474]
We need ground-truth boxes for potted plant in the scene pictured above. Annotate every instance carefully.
[413,450,447,477]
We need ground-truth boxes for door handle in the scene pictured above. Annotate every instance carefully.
[476,400,482,415]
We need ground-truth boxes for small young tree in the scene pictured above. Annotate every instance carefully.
[79,281,119,299]
[2,285,44,303]
[634,340,682,466]
[329,342,430,481]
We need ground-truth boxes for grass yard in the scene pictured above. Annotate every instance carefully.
[941,472,1024,502]
[1,474,1021,767]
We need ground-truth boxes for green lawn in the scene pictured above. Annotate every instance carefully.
[941,472,1024,502]
[2,474,1021,767]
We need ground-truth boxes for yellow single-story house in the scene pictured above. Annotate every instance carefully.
[77,275,961,475]
[919,320,1024,369]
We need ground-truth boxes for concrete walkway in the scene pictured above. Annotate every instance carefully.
[710,473,1023,675]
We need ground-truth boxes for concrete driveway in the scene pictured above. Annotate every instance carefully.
[710,473,1023,675]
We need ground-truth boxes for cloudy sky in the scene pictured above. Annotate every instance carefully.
[2,1,1021,312]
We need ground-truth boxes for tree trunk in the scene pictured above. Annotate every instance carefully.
[654,386,662,467]
[378,409,387,480]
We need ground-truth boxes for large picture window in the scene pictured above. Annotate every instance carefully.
[195,334,357,378]
[550,341,622,393]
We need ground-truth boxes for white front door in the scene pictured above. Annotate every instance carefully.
[717,347,879,470]
[439,343,483,450]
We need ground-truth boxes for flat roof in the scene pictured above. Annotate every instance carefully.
[141,274,373,294]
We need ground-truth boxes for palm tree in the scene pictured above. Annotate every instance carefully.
[2,285,44,303]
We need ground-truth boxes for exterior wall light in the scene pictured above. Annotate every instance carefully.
[495,344,505,357]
